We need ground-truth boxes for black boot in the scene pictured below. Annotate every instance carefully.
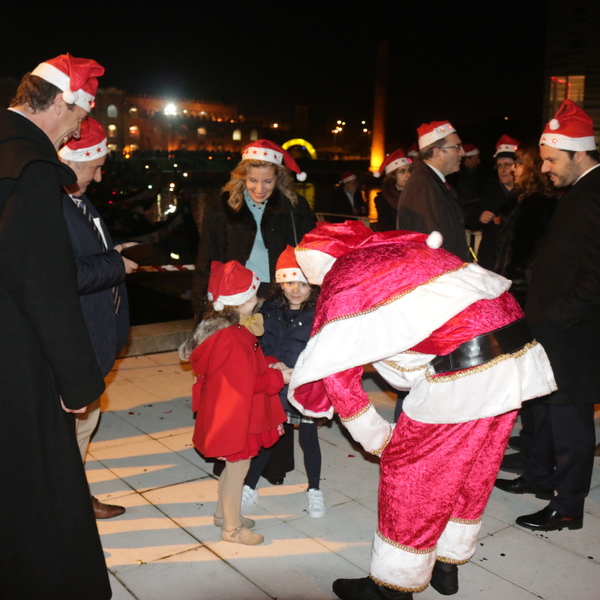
[430,560,459,595]
[332,577,413,600]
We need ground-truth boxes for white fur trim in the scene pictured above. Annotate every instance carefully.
[242,146,283,165]
[426,231,443,249]
[463,148,479,157]
[297,171,307,181]
[213,300,225,311]
[276,267,307,283]
[341,174,357,183]
[437,520,480,562]
[419,122,455,149]
[539,132,597,152]
[341,405,393,454]
[385,157,410,173]
[295,247,337,285]
[59,139,108,161]
[549,118,560,131]
[290,264,511,393]
[494,143,518,157]
[370,531,436,590]
[31,63,95,112]
[215,273,260,307]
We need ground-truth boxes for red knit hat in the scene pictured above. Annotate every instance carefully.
[417,121,456,149]
[207,261,259,311]
[462,143,479,157]
[31,53,104,112]
[374,150,411,178]
[276,246,308,283]
[494,135,520,158]
[540,99,597,152]
[242,139,307,181]
[59,118,107,161]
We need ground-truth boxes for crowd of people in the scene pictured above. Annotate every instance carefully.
[1,52,598,600]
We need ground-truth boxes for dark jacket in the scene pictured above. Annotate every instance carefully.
[0,110,109,599]
[328,186,367,216]
[62,192,130,377]
[397,161,470,261]
[259,299,315,413]
[374,183,400,232]
[526,165,600,405]
[193,189,315,315]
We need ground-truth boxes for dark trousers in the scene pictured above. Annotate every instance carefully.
[524,402,596,516]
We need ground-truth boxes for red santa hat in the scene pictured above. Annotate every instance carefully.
[374,150,411,178]
[539,99,597,152]
[494,135,520,158]
[462,143,479,157]
[407,142,420,158]
[207,260,260,311]
[242,139,307,181]
[295,221,443,285]
[59,117,108,161]
[276,245,308,283]
[31,53,104,112]
[417,121,456,149]
[340,171,357,184]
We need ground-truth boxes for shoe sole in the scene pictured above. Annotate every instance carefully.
[516,519,583,532]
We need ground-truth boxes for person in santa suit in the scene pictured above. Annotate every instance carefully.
[179,260,289,546]
[288,221,556,600]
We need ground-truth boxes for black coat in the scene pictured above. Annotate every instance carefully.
[374,184,399,232]
[0,110,110,599]
[328,186,367,216]
[396,161,471,261]
[62,192,130,377]
[526,165,600,405]
[193,189,315,314]
[259,299,315,413]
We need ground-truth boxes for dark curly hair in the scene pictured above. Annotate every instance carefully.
[266,282,320,310]
[514,143,555,201]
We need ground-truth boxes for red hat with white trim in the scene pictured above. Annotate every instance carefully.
[494,135,520,158]
[207,260,260,311]
[462,143,479,157]
[340,171,357,184]
[417,121,456,149]
[242,139,307,181]
[59,118,107,162]
[31,53,104,112]
[539,99,597,152]
[407,142,419,158]
[276,246,308,283]
[374,149,411,178]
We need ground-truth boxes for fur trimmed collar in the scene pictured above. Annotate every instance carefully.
[178,313,238,360]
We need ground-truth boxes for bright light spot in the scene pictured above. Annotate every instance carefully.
[125,154,130,159]
[170,253,180,259]
[145,165,149,169]
[272,123,279,128]
[164,103,177,116]
[173,163,178,168]
[363,128,368,133]
[183,172,188,177]
[361,121,366,125]
[148,185,153,189]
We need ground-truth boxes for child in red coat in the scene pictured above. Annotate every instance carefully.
[179,260,290,545]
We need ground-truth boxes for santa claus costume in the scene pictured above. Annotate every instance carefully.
[289,222,556,599]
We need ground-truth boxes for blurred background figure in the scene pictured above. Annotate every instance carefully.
[374,150,413,231]
[328,171,368,217]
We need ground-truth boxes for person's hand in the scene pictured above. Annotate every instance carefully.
[60,397,87,414]
[269,362,289,371]
[114,242,138,252]
[114,243,139,273]
[281,368,293,385]
[479,210,495,224]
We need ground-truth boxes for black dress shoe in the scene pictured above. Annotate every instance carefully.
[332,577,413,600]
[500,452,525,475]
[494,476,553,500]
[516,505,583,531]
[430,560,458,595]
[507,436,521,451]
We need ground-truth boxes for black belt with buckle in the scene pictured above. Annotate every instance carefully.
[430,318,533,374]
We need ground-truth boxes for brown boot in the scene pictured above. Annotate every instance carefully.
[92,496,125,519]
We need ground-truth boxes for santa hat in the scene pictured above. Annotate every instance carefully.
[407,142,420,158]
[340,171,357,184]
[207,260,259,311]
[276,245,308,283]
[494,135,520,158]
[539,99,597,152]
[462,143,479,157]
[242,139,307,181]
[295,221,443,285]
[31,53,104,112]
[417,121,456,149]
[59,117,107,161]
[374,150,411,178]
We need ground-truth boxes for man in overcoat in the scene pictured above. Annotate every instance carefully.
[496,99,600,531]
[59,117,138,518]
[0,55,111,599]
[396,121,471,262]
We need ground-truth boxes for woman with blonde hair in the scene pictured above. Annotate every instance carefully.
[193,140,315,316]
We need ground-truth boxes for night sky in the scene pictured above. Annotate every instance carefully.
[2,0,549,147]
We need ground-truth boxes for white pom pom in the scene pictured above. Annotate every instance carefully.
[549,118,560,131]
[373,171,382,178]
[426,231,443,249]
[62,90,76,105]
[213,300,224,311]
[296,172,307,182]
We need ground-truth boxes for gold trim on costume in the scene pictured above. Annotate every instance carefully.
[376,530,435,555]
[448,516,481,525]
[313,264,468,335]
[382,359,429,372]
[370,575,428,594]
[339,404,371,422]
[425,341,538,383]
[369,428,393,456]
[436,556,470,565]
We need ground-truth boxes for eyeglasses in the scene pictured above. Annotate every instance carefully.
[439,144,462,151]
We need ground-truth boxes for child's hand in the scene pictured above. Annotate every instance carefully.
[269,362,289,371]
[281,368,293,384]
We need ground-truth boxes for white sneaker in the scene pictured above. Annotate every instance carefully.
[242,485,258,505]
[307,488,326,518]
